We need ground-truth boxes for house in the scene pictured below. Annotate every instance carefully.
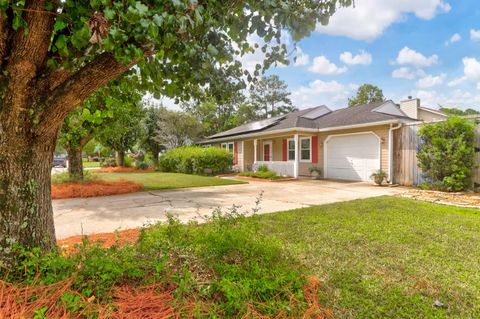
[200,98,447,182]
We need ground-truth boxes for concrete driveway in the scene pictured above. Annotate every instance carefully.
[53,179,404,239]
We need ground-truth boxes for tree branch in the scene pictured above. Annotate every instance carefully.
[7,0,56,72]
[1,1,56,127]
[37,52,137,137]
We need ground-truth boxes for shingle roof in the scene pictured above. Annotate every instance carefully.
[202,101,415,142]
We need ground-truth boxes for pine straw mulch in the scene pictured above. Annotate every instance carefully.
[0,278,177,319]
[0,276,331,319]
[94,167,155,173]
[0,230,333,319]
[397,189,480,208]
[52,180,144,199]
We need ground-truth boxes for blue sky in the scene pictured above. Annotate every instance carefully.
[261,0,480,111]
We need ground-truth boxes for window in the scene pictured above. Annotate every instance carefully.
[300,137,311,161]
[288,139,295,161]
[221,142,234,152]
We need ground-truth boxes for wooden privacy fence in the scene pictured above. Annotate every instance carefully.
[392,120,480,187]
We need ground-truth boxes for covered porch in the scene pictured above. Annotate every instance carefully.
[240,134,319,178]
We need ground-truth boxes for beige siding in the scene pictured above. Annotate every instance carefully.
[418,109,446,122]
[399,99,419,119]
[243,140,254,171]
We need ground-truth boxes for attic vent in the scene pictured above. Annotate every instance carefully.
[301,105,332,120]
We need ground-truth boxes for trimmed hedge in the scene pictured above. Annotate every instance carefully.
[159,146,233,175]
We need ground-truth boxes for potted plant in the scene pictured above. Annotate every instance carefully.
[370,169,388,185]
[309,166,322,180]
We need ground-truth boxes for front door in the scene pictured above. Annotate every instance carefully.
[264,144,270,161]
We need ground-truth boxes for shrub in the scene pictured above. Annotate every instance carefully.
[258,164,269,172]
[100,157,116,167]
[123,156,132,168]
[159,146,233,175]
[417,116,476,191]
[238,171,285,180]
[135,160,150,170]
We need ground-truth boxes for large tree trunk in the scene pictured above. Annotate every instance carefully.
[66,146,84,180]
[0,136,57,265]
[116,150,125,167]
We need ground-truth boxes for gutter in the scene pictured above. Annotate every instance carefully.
[388,123,403,184]
[201,119,400,144]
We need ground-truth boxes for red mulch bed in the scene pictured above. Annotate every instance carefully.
[52,180,144,199]
[94,167,155,173]
[57,228,141,253]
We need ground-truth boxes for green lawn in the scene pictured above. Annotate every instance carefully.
[256,196,480,319]
[83,161,100,168]
[96,171,246,190]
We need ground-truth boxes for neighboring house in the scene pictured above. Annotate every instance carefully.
[200,98,447,182]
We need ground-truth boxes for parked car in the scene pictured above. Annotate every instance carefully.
[53,156,67,168]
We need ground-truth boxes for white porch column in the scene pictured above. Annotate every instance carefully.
[293,134,299,178]
[253,139,258,164]
[241,141,245,171]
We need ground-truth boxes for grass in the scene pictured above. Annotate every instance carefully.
[256,196,480,319]
[95,171,246,190]
[82,161,100,168]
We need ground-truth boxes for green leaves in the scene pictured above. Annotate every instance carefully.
[54,19,67,32]
[71,24,91,50]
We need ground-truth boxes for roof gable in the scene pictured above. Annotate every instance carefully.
[372,101,409,117]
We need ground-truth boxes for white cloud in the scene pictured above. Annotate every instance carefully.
[406,89,480,109]
[294,47,310,66]
[448,57,480,87]
[396,47,438,68]
[291,79,357,109]
[470,29,480,41]
[315,0,451,41]
[445,33,461,46]
[392,67,426,80]
[309,56,347,75]
[416,73,446,88]
[339,50,372,65]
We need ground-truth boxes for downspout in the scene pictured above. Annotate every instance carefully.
[388,123,403,184]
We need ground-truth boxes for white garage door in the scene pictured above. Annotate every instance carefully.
[325,133,380,181]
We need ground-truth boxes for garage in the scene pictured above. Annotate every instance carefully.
[325,132,380,181]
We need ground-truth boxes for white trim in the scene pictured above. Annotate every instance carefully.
[317,120,399,132]
[299,136,312,163]
[253,139,258,164]
[204,120,400,143]
[293,134,299,178]
[221,142,234,152]
[324,131,381,181]
[287,138,295,161]
[262,140,273,161]
[418,107,447,117]
[240,141,245,171]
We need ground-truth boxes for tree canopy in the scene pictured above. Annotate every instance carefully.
[250,75,296,118]
[348,84,385,107]
[439,107,480,116]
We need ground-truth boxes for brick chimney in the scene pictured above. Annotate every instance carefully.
[399,97,420,119]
